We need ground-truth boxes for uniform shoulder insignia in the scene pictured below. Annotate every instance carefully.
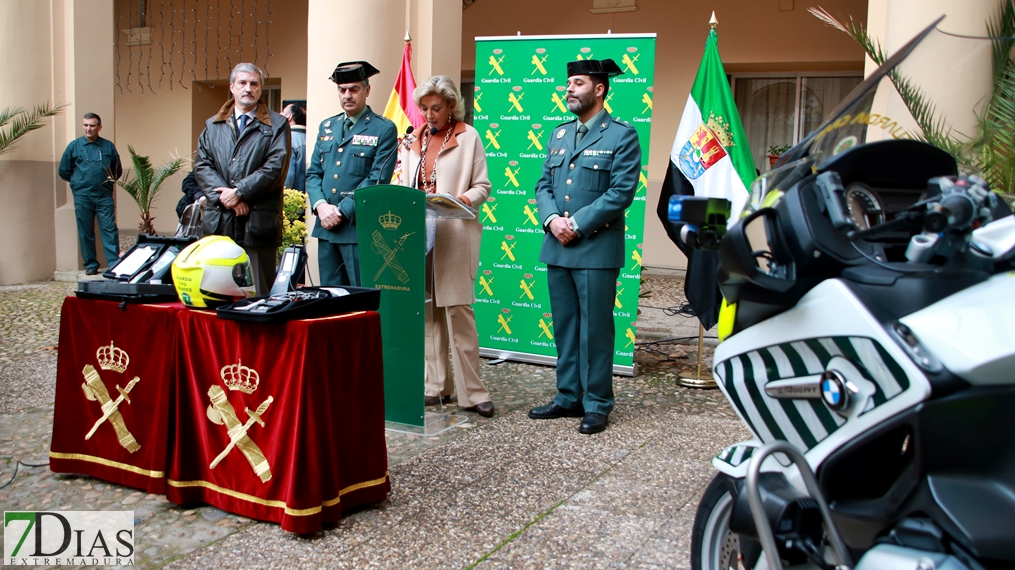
[373,113,393,124]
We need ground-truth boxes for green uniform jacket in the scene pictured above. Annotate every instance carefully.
[306,106,398,244]
[535,113,642,268]
[58,136,122,195]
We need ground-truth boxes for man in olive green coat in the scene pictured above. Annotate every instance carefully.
[306,61,398,286]
[528,59,642,435]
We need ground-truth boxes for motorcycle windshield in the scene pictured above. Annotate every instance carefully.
[747,17,998,213]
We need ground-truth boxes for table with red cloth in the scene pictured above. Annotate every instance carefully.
[50,296,390,533]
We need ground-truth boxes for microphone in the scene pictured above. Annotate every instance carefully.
[374,125,414,186]
[430,126,439,135]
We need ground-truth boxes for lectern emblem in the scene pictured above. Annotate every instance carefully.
[81,341,142,453]
[206,361,274,482]
[371,212,413,285]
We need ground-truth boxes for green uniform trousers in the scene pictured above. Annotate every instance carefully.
[73,192,119,271]
[547,265,619,416]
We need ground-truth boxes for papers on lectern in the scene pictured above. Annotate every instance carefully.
[425,193,477,220]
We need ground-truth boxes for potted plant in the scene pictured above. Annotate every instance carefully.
[113,146,183,235]
[767,144,791,168]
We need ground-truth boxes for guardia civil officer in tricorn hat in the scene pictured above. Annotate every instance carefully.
[528,58,642,435]
[306,60,398,286]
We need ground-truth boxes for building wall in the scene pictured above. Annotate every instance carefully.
[0,0,115,284]
[462,0,870,267]
[112,0,309,236]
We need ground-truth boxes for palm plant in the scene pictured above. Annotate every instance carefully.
[114,146,184,235]
[0,103,67,156]
[810,3,1015,199]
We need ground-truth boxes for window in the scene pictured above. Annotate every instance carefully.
[733,73,862,172]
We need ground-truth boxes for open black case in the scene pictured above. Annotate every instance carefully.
[216,286,380,322]
[76,235,197,303]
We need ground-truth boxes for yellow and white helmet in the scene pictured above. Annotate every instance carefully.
[171,236,255,308]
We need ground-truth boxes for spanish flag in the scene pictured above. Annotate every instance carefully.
[383,42,425,136]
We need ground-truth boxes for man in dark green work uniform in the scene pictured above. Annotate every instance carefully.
[58,113,123,275]
[306,61,398,286]
[528,59,642,434]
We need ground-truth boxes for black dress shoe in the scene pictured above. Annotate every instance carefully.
[470,401,495,418]
[85,268,98,275]
[579,413,608,434]
[528,401,584,419]
[424,395,452,406]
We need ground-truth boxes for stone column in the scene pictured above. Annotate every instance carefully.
[304,0,463,283]
[0,0,114,284]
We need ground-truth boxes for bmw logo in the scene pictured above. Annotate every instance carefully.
[821,370,848,411]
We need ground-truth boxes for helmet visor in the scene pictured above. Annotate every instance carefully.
[232,261,254,288]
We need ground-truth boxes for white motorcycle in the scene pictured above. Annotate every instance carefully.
[674,18,1015,570]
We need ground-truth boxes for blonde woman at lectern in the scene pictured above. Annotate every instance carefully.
[396,75,494,418]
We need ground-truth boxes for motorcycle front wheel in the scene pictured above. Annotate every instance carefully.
[690,473,749,570]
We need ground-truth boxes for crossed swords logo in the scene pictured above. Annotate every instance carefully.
[497,314,513,334]
[485,129,501,150]
[622,53,640,75]
[479,275,495,296]
[531,53,548,75]
[508,92,525,113]
[371,230,414,284]
[474,92,483,113]
[505,166,521,188]
[550,92,568,114]
[81,364,141,453]
[482,202,498,223]
[206,385,274,483]
[519,279,536,301]
[500,241,516,261]
[489,54,505,76]
[527,130,544,151]
[523,204,539,225]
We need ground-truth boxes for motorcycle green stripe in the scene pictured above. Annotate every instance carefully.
[778,343,843,434]
[874,341,910,391]
[831,337,888,407]
[738,354,788,442]
[719,359,762,439]
[719,336,911,452]
[758,348,819,449]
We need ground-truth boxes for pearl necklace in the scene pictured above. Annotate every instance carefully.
[419,120,455,194]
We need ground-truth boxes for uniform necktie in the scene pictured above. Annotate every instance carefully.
[345,119,353,138]
[237,114,249,134]
[576,124,588,146]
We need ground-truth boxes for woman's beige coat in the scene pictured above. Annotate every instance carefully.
[398,122,490,307]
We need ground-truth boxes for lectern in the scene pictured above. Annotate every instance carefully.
[356,186,475,435]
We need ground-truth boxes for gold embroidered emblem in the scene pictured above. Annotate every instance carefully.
[221,360,260,394]
[206,384,274,483]
[81,362,141,453]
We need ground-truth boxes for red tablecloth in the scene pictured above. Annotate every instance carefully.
[50,296,390,533]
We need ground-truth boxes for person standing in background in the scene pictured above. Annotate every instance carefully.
[58,113,123,275]
[306,61,398,286]
[282,103,307,191]
[194,62,290,295]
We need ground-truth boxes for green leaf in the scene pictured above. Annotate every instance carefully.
[0,102,67,157]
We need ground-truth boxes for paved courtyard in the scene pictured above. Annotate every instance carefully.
[0,270,749,569]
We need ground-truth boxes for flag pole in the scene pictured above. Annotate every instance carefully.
[677,323,716,388]
[677,12,720,390]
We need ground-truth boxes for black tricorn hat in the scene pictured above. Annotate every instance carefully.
[329,61,380,85]
[566,58,624,79]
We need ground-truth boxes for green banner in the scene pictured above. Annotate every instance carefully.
[356,185,426,426]
[473,34,656,375]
